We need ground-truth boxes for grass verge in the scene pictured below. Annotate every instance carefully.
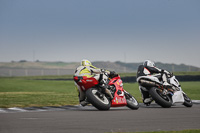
[111,129,200,133]
[0,76,200,108]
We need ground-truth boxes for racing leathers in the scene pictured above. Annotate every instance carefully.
[137,64,171,105]
[74,65,112,106]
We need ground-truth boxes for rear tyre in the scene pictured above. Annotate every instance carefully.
[86,88,111,110]
[125,92,139,110]
[183,93,193,107]
[149,87,172,108]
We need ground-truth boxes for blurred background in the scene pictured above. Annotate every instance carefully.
[0,0,200,76]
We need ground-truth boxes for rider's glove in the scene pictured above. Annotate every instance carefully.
[109,71,118,78]
[163,70,172,78]
[101,69,105,73]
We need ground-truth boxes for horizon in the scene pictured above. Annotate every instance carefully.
[1,60,199,68]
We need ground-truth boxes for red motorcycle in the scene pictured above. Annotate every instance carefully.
[74,73,139,110]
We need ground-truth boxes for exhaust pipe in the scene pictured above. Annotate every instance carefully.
[139,79,158,87]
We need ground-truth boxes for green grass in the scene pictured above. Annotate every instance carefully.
[180,82,200,100]
[111,129,200,133]
[0,77,78,108]
[0,76,200,108]
[173,71,200,76]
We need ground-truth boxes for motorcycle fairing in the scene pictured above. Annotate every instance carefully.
[109,76,127,107]
[170,76,184,103]
[172,91,184,103]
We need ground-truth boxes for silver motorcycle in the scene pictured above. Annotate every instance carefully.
[137,73,193,108]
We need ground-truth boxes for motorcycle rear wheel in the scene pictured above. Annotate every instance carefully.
[149,87,172,108]
[86,88,111,110]
[183,93,193,107]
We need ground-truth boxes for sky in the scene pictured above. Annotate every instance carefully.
[0,0,200,67]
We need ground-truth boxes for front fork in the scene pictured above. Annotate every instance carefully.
[124,90,132,99]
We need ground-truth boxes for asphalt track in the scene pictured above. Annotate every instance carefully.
[1,103,200,133]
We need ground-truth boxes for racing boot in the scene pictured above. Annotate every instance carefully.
[105,88,114,100]
[80,99,89,107]
[99,79,114,100]
[163,81,172,88]
[143,97,153,106]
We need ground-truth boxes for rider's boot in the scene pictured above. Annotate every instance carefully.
[163,81,172,88]
[99,79,114,100]
[143,97,153,106]
[80,99,89,107]
[105,88,114,100]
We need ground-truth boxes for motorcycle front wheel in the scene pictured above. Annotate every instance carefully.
[86,88,111,110]
[125,92,139,110]
[183,93,193,107]
[149,87,172,108]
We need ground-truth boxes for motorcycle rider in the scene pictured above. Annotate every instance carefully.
[74,59,115,106]
[137,60,172,105]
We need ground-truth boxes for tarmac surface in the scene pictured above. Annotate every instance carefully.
[0,103,200,133]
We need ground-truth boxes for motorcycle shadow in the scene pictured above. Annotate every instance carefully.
[75,105,139,111]
[72,103,188,111]
[140,102,188,108]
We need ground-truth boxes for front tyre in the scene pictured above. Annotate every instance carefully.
[125,92,139,110]
[149,87,172,108]
[183,93,193,107]
[86,88,111,110]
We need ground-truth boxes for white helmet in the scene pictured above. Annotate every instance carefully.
[143,60,155,67]
[81,59,92,66]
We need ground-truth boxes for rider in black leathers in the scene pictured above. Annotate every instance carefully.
[137,60,171,105]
